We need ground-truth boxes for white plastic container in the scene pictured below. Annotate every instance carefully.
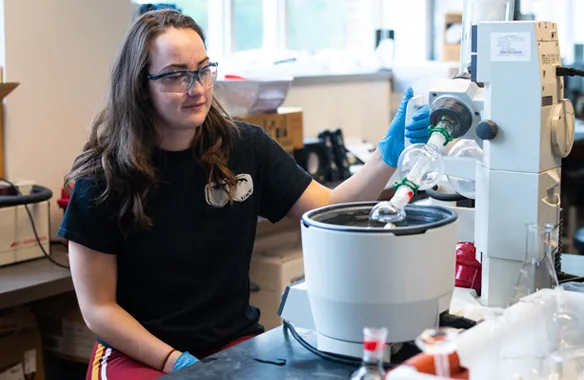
[300,202,458,358]
[215,79,293,117]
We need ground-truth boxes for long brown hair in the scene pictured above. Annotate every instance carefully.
[65,9,238,230]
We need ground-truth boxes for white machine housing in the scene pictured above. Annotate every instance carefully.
[473,21,572,307]
[0,181,51,267]
[0,201,50,266]
[462,21,570,307]
[280,204,458,360]
[413,21,573,307]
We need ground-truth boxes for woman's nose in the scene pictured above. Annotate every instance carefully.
[187,79,204,97]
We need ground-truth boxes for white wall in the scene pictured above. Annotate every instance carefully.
[0,0,133,238]
[283,77,393,144]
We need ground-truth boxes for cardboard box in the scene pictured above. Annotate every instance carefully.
[253,230,301,255]
[32,292,96,364]
[0,81,19,178]
[256,215,299,238]
[249,246,304,331]
[0,306,45,380]
[443,12,463,62]
[236,107,304,152]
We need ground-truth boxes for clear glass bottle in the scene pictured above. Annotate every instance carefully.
[349,327,388,380]
[508,223,560,306]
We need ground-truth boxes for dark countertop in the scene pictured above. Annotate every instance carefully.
[163,254,584,380]
[162,326,363,380]
[0,245,72,309]
[161,324,429,380]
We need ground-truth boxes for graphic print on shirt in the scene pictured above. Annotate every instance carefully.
[205,173,254,208]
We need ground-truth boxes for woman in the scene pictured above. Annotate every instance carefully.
[58,9,430,380]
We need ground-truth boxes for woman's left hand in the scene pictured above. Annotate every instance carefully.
[378,87,431,168]
[171,352,199,372]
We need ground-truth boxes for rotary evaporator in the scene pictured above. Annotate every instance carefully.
[279,0,584,368]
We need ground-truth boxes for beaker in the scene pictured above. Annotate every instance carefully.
[509,223,560,306]
[459,0,515,74]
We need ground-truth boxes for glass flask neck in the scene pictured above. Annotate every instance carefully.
[525,223,557,263]
[510,222,561,305]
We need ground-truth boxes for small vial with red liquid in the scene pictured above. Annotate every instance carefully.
[349,327,388,380]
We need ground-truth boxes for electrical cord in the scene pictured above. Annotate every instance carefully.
[556,66,584,78]
[559,275,584,284]
[282,319,397,370]
[425,186,468,203]
[282,314,475,370]
[0,178,69,269]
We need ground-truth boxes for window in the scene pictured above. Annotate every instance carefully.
[178,0,210,34]
[286,0,348,53]
[131,0,433,73]
[233,0,263,52]
[132,0,209,33]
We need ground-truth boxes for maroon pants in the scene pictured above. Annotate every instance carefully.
[86,335,256,380]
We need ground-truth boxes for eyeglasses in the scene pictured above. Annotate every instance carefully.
[147,62,218,94]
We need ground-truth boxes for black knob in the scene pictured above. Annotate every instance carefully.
[476,120,498,140]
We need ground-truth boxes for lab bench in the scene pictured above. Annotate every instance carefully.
[1,249,584,379]
[160,325,386,380]
[0,244,72,310]
[161,254,584,380]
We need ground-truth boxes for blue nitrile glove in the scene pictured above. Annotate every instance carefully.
[378,87,431,168]
[172,352,199,372]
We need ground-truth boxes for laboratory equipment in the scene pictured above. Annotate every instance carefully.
[279,6,580,364]
[508,223,560,306]
[455,241,481,295]
[369,90,475,224]
[0,180,54,267]
[349,327,388,380]
[215,77,292,117]
[445,139,483,199]
[279,203,458,359]
[448,288,584,380]
[409,18,576,308]
[369,144,443,224]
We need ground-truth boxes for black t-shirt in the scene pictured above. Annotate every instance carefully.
[57,122,312,355]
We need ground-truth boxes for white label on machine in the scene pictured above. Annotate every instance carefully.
[490,32,531,62]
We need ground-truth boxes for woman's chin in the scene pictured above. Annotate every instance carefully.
[181,115,206,129]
